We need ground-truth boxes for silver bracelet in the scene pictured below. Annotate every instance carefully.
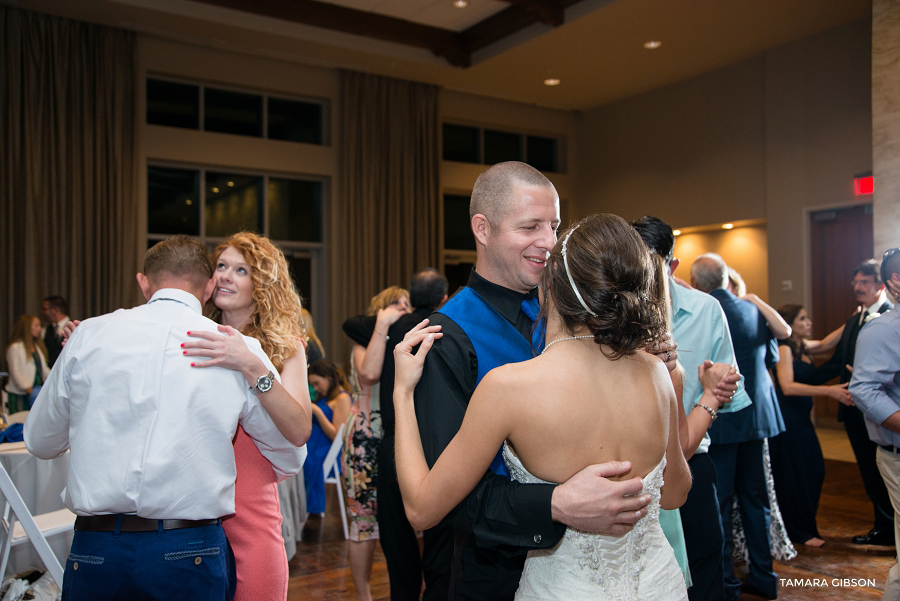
[693,402,718,421]
[376,329,389,341]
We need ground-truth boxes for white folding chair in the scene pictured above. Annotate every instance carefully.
[0,463,75,586]
[322,423,348,540]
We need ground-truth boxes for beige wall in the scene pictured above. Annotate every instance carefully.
[873,0,900,256]
[672,226,769,301]
[575,56,767,228]
[574,18,874,312]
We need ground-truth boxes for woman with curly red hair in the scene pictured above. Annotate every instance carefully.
[184,231,312,601]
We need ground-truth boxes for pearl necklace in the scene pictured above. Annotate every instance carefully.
[541,335,594,355]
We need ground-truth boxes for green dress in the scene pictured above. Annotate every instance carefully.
[660,508,692,587]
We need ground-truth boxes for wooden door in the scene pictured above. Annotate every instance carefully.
[809,204,873,427]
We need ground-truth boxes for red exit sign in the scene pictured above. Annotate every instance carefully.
[855,175,874,195]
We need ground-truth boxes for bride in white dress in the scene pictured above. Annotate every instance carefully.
[393,213,725,600]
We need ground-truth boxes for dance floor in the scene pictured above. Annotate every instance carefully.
[288,431,894,600]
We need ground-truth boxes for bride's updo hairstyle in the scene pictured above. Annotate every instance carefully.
[540,213,667,359]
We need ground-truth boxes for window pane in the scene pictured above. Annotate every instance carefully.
[443,124,480,163]
[444,194,475,251]
[444,260,474,298]
[204,88,263,137]
[285,254,313,315]
[147,166,200,235]
[268,178,323,242]
[146,79,199,129]
[484,130,522,165]
[526,135,558,173]
[268,98,323,144]
[205,172,263,237]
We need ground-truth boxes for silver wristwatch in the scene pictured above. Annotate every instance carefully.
[250,371,275,395]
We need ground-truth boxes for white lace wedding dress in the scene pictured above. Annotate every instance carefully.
[503,444,688,601]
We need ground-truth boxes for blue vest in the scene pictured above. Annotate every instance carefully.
[437,286,544,477]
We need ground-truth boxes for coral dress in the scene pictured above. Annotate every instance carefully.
[224,426,289,601]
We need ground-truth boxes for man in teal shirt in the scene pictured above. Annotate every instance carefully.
[633,216,749,601]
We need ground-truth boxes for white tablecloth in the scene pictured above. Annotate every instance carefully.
[0,441,72,576]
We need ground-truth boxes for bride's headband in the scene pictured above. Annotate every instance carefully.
[561,225,598,317]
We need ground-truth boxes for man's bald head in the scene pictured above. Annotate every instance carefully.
[470,162,557,226]
[691,253,728,293]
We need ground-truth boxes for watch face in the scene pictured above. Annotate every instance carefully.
[257,374,274,393]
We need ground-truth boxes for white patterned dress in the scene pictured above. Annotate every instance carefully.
[504,444,688,601]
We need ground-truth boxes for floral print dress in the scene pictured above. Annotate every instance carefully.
[342,357,383,541]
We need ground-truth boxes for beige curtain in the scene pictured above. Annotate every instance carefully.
[331,71,440,363]
[1,7,138,355]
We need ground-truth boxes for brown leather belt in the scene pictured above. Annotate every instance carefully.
[74,515,218,532]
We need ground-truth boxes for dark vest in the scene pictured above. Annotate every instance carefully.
[438,286,543,477]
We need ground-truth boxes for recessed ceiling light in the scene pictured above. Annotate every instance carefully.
[212,187,219,193]
[544,78,561,86]
[643,40,662,50]
[227,181,234,187]
[673,229,681,236]
[722,223,734,230]
[452,0,468,8]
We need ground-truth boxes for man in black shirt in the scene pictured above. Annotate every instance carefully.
[412,162,653,601]
[820,259,895,546]
[343,268,454,601]
[40,295,70,367]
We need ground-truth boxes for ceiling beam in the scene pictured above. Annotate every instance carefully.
[462,0,584,55]
[194,0,471,66]
[497,0,565,27]
[193,0,589,68]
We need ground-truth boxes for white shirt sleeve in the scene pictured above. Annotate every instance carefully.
[236,340,306,481]
[25,335,74,459]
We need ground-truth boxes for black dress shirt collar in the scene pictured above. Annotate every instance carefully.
[466,269,537,325]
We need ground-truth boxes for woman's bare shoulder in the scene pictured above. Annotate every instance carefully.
[480,356,545,389]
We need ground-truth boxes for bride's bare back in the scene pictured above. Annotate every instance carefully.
[500,344,671,482]
[465,339,688,510]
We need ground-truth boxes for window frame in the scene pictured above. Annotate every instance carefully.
[146,75,330,146]
[146,161,327,317]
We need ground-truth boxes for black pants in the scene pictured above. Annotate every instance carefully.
[680,453,725,601]
[377,435,453,601]
[449,530,525,601]
[844,405,895,532]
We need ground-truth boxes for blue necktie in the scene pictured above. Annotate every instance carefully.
[521,296,545,353]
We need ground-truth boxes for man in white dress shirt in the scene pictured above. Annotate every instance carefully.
[25,236,305,601]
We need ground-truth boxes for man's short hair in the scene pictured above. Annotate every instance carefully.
[691,253,728,292]
[469,162,556,225]
[43,295,69,316]
[409,268,449,309]
[854,258,882,285]
[881,250,900,285]
[143,236,213,289]
[630,216,675,263]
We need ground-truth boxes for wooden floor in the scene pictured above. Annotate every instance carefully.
[288,431,895,600]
